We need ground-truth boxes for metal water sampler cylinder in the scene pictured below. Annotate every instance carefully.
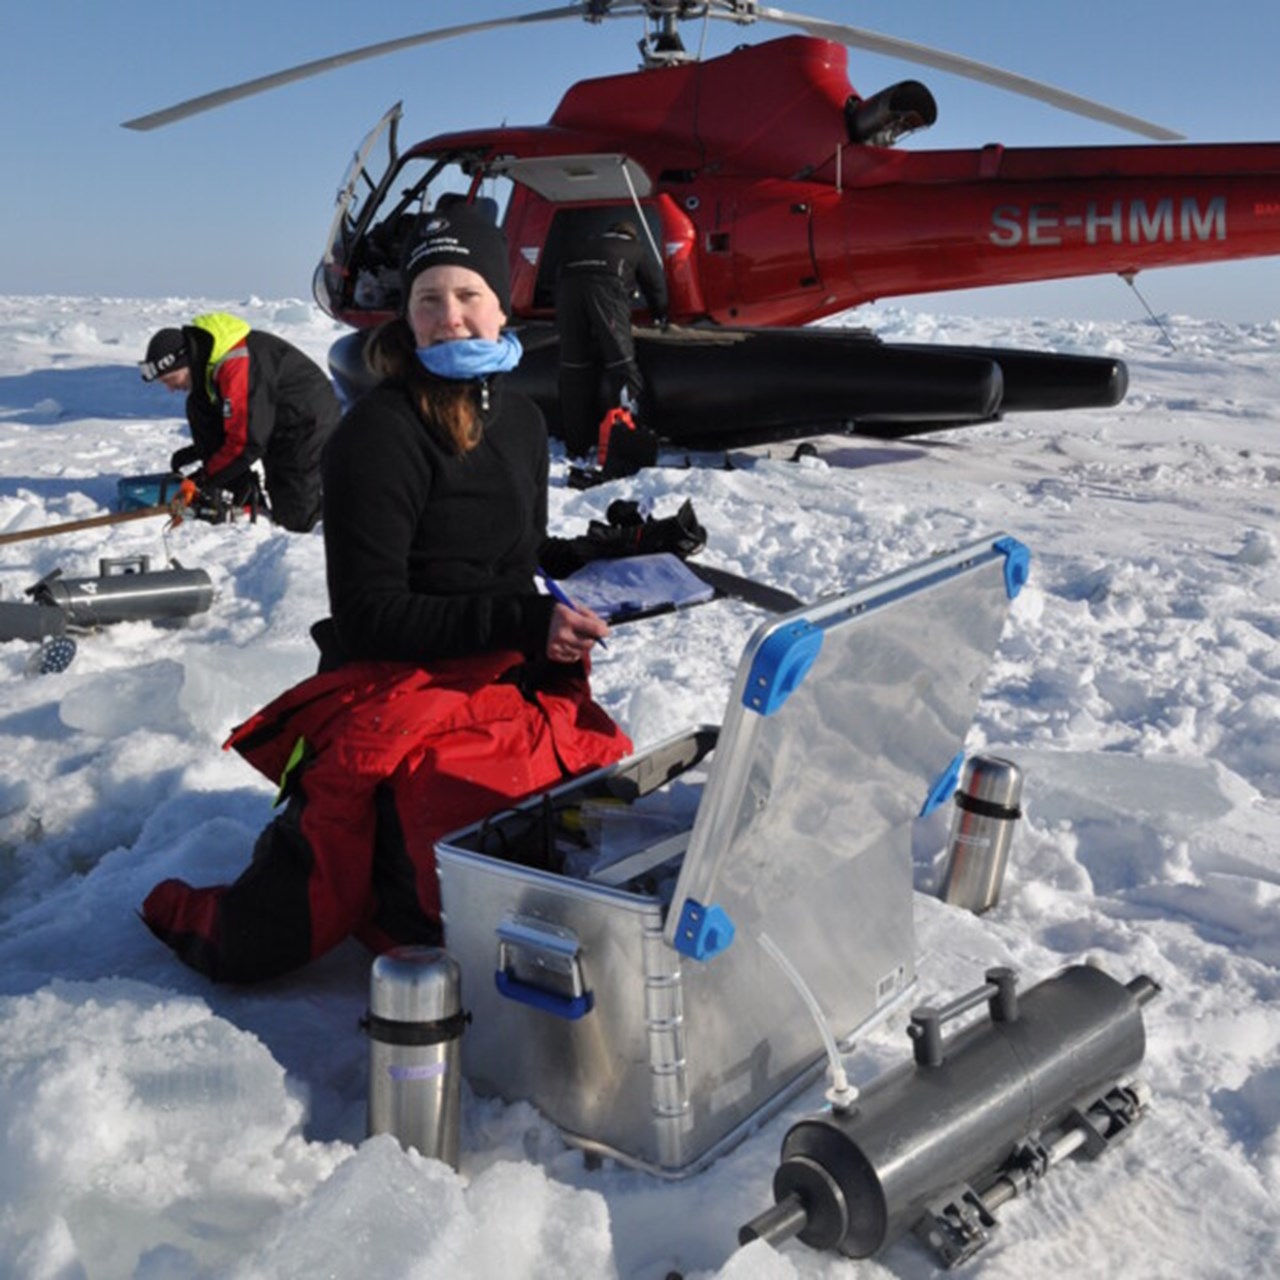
[366,946,467,1168]
[33,556,214,627]
[739,965,1160,1265]
[940,755,1024,914]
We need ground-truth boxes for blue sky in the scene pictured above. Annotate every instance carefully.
[5,1,1280,321]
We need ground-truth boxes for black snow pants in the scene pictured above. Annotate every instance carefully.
[555,274,643,457]
[262,423,332,532]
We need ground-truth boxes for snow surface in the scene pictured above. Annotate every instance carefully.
[1,295,1278,1280]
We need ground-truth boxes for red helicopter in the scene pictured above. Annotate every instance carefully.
[124,2,1280,445]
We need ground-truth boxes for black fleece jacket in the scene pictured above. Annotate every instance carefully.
[320,375,557,665]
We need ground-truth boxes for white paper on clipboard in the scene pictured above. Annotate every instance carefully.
[561,553,715,621]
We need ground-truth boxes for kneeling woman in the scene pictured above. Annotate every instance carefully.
[143,205,630,983]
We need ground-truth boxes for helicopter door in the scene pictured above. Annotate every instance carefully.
[727,185,824,321]
[314,103,407,315]
[320,103,403,271]
[489,153,664,315]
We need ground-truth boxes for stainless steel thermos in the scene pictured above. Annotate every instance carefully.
[940,755,1024,914]
[366,946,467,1168]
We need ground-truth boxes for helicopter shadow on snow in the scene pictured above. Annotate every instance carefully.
[681,431,963,474]
[0,364,178,426]
[792,434,961,471]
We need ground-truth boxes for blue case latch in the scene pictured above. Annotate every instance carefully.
[743,620,824,716]
[672,899,736,960]
[921,750,965,817]
[994,536,1031,600]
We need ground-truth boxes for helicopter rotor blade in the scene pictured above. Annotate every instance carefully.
[753,5,1184,141]
[123,0,1185,142]
[120,4,586,130]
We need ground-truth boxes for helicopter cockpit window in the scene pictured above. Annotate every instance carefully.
[348,159,513,313]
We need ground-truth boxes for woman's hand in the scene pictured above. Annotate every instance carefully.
[546,601,609,663]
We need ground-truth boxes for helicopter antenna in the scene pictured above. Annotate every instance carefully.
[696,6,712,61]
[1121,271,1178,349]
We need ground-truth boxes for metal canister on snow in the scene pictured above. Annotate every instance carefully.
[939,755,1024,914]
[738,964,1158,1267]
[31,556,214,628]
[365,946,467,1168]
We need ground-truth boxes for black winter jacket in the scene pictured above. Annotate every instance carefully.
[184,322,340,491]
[320,375,557,665]
[557,229,668,318]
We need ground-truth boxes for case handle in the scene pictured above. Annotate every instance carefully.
[907,966,1019,1067]
[494,917,594,1021]
[494,971,594,1020]
[99,555,151,576]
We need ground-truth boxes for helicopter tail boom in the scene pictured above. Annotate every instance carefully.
[809,141,1280,310]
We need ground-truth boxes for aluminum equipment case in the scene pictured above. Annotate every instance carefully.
[435,534,1030,1176]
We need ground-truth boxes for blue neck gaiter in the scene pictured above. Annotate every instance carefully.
[415,332,523,380]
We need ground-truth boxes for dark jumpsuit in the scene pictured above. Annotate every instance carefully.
[555,229,668,456]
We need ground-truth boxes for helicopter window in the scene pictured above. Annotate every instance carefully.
[436,193,500,225]
[534,205,665,311]
[348,160,512,313]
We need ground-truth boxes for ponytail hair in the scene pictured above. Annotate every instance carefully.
[364,318,483,455]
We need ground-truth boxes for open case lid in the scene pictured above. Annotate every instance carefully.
[664,533,1030,958]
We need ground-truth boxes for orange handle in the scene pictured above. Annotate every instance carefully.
[596,407,635,467]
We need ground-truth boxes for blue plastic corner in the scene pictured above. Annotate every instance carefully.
[672,899,736,961]
[743,620,824,716]
[921,751,965,817]
[994,536,1031,600]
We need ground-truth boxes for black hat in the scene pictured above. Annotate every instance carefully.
[140,329,189,382]
[401,204,511,314]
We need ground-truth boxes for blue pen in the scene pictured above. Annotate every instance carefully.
[538,567,607,649]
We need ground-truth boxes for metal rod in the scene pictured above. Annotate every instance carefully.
[738,1192,810,1248]
[1126,974,1162,1006]
[980,1126,1088,1212]
[620,157,665,270]
[1120,271,1177,349]
[0,503,173,547]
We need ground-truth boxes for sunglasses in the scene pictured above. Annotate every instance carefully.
[139,352,185,382]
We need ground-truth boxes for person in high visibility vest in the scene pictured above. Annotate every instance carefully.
[140,314,340,532]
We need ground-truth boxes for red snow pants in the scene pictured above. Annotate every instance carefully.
[141,652,631,983]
